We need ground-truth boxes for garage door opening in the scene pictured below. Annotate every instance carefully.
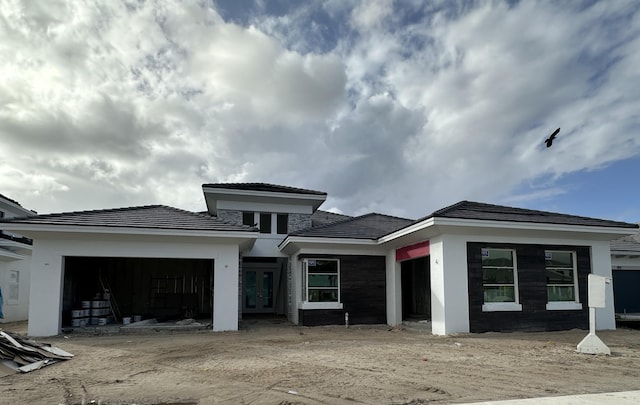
[62,257,214,327]
[401,256,431,322]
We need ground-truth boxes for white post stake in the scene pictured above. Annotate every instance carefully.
[577,274,611,355]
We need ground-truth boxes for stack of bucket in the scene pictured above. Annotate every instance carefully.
[90,298,111,325]
[69,294,112,327]
[70,301,92,327]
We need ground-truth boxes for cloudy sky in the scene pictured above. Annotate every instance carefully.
[1,0,639,222]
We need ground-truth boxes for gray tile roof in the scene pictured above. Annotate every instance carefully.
[0,205,258,233]
[611,231,640,253]
[0,193,23,207]
[423,201,639,229]
[202,182,327,196]
[290,213,413,239]
[311,210,353,228]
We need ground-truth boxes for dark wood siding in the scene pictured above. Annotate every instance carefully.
[299,255,386,326]
[467,243,590,332]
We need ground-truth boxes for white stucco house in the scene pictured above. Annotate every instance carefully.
[1,183,637,336]
[0,194,36,323]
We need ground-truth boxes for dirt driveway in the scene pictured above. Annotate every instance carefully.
[1,321,640,405]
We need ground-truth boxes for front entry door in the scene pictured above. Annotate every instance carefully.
[243,269,275,313]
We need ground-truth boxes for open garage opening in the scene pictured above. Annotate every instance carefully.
[62,257,214,327]
[401,256,431,323]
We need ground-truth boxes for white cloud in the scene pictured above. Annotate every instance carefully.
[1,0,639,220]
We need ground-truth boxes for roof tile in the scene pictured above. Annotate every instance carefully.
[202,182,327,196]
[0,205,257,233]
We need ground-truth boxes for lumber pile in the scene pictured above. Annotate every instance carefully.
[0,330,73,377]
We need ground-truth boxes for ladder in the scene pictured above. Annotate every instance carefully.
[99,270,121,322]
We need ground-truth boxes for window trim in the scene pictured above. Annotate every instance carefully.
[481,248,522,312]
[545,250,581,311]
[301,258,341,309]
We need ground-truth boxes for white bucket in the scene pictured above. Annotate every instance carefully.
[122,317,131,325]
[133,315,142,322]
[81,301,91,308]
[71,318,82,327]
[97,317,108,326]
[71,309,83,318]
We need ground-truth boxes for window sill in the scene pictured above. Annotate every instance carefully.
[482,302,522,312]
[546,302,582,311]
[299,302,344,310]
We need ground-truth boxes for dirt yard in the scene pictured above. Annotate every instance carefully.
[1,320,639,405]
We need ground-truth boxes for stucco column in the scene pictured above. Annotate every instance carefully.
[213,245,240,331]
[290,253,300,324]
[430,235,470,335]
[385,250,402,327]
[28,243,64,336]
[591,240,616,330]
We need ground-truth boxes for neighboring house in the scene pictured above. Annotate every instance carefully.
[1,183,637,336]
[611,229,640,315]
[0,194,36,323]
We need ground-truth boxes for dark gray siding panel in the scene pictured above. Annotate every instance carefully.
[300,255,386,326]
[467,243,590,332]
[613,270,640,313]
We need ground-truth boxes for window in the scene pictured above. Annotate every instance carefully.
[301,259,342,309]
[7,270,19,304]
[481,249,521,311]
[242,212,255,227]
[259,213,271,234]
[277,213,288,234]
[545,251,581,310]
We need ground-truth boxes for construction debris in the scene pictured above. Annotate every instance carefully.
[0,330,73,377]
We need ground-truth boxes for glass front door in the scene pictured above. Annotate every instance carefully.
[244,269,275,313]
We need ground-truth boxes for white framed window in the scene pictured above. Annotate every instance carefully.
[301,259,343,310]
[7,270,19,304]
[545,250,581,310]
[481,248,522,312]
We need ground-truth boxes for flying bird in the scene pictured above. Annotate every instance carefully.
[545,128,560,148]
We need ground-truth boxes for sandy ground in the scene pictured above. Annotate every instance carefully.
[1,320,639,405]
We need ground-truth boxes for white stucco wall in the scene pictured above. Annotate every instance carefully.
[385,250,402,327]
[429,235,471,335]
[0,256,31,322]
[27,234,242,336]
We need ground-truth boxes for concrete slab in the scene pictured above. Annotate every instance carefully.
[463,390,640,405]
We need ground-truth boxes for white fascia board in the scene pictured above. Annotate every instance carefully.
[432,218,638,237]
[378,217,436,244]
[0,248,26,260]
[279,236,378,253]
[0,239,33,251]
[379,217,636,243]
[1,223,260,240]
[611,250,640,257]
[202,187,327,204]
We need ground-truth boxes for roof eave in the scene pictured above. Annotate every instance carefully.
[379,217,638,244]
[279,236,378,254]
[1,223,260,239]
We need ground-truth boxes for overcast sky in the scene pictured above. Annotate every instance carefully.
[1,0,639,222]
